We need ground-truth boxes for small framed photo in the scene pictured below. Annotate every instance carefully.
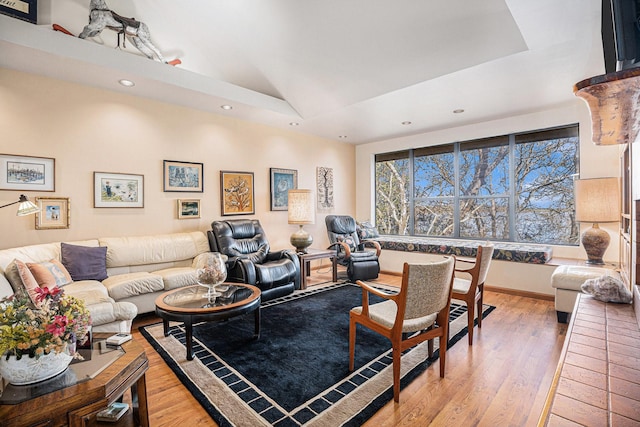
[0,154,55,192]
[0,0,37,24]
[35,197,70,230]
[220,171,254,216]
[270,168,297,211]
[163,160,204,192]
[94,172,144,208]
[177,199,201,219]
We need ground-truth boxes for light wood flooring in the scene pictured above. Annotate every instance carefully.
[131,268,567,426]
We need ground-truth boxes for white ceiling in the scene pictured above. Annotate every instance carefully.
[0,0,605,144]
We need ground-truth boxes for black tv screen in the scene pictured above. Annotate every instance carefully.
[603,0,640,72]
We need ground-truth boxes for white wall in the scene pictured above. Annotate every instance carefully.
[0,68,355,251]
[355,101,622,292]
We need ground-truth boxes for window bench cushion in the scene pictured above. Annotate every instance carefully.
[375,236,552,264]
[102,272,164,300]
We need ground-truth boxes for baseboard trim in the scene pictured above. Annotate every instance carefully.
[484,285,554,301]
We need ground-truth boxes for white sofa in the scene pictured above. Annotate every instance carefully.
[0,231,211,333]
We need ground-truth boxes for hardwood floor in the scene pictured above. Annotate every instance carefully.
[130,269,567,426]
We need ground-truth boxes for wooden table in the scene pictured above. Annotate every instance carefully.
[298,248,337,289]
[0,334,149,427]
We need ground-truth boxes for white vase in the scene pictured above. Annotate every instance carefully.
[0,347,74,385]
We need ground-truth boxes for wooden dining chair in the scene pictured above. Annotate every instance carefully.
[349,256,456,402]
[452,244,494,345]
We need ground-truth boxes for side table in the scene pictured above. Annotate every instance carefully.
[0,334,149,427]
[298,248,337,289]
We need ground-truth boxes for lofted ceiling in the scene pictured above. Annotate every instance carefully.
[0,0,605,144]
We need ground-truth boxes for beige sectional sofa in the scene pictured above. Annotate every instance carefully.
[0,231,211,333]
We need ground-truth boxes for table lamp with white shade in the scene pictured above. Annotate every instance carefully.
[574,177,620,265]
[288,189,315,253]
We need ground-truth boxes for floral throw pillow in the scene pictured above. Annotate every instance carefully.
[27,259,73,289]
[357,221,380,240]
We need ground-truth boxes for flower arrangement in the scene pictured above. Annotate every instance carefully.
[0,287,91,360]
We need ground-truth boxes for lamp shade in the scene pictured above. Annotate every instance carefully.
[288,190,315,225]
[0,194,39,216]
[574,177,620,223]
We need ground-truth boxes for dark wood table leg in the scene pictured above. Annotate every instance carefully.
[254,306,261,339]
[131,373,149,427]
[162,319,169,336]
[185,318,194,360]
[300,258,308,289]
[332,257,338,282]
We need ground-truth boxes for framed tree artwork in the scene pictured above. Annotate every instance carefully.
[270,168,297,211]
[0,154,55,192]
[94,172,144,208]
[35,197,70,230]
[220,171,254,215]
[163,160,204,192]
[317,166,334,211]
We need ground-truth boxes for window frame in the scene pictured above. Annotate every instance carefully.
[374,124,580,245]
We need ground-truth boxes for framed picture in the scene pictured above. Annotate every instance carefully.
[220,171,254,216]
[35,197,70,230]
[317,166,334,211]
[270,168,297,211]
[94,172,144,208]
[177,199,201,219]
[163,160,204,192]
[0,0,37,24]
[0,154,55,192]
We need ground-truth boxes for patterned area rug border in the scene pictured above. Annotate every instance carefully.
[140,282,495,426]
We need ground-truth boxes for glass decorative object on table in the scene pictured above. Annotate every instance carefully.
[195,252,227,301]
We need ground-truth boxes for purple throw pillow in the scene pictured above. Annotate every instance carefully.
[61,242,108,281]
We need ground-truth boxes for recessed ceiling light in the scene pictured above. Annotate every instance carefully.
[118,79,135,87]
[221,105,233,110]
[401,121,412,125]
[338,135,348,139]
[453,109,465,114]
[289,122,299,126]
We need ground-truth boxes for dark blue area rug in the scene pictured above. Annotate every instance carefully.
[140,282,494,426]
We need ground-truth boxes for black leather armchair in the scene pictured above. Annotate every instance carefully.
[325,215,381,282]
[208,219,301,301]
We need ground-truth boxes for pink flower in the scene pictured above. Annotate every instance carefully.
[46,315,68,336]
[35,286,62,303]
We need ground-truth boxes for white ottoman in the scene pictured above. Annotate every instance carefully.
[551,265,617,323]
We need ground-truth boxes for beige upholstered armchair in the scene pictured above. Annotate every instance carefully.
[349,257,456,402]
[452,244,494,345]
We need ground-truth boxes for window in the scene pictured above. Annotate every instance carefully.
[375,125,579,245]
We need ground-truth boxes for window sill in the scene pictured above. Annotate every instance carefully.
[375,235,552,264]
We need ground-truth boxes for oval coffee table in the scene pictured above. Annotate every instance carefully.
[155,284,261,360]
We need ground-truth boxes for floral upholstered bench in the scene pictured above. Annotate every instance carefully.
[373,235,552,264]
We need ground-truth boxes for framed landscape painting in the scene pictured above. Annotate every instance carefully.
[177,199,201,219]
[220,171,254,216]
[0,154,55,191]
[35,197,70,230]
[94,172,144,208]
[270,168,297,211]
[163,160,204,192]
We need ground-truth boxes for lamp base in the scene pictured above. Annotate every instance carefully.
[581,223,610,265]
[291,225,313,254]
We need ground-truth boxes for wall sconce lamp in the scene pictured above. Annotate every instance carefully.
[574,177,620,264]
[288,189,315,253]
[0,194,39,216]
